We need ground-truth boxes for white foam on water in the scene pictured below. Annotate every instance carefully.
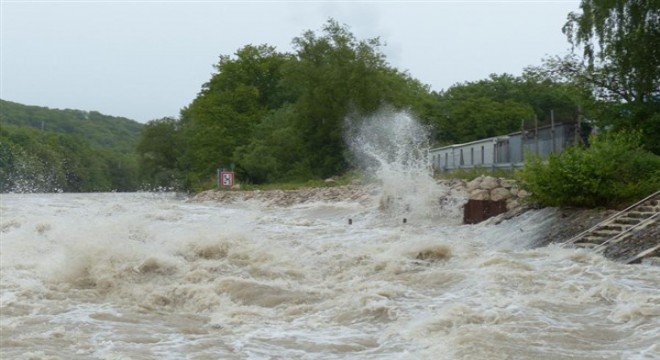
[2,192,659,359]
[1,110,658,358]
[346,107,464,225]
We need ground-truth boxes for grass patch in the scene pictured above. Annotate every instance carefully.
[434,167,520,181]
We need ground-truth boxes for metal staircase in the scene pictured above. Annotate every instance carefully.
[562,190,660,264]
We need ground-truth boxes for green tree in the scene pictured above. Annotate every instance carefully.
[233,105,307,183]
[561,0,660,153]
[432,73,580,145]
[137,117,181,189]
[180,19,438,186]
[0,123,137,192]
[178,45,291,189]
[283,19,433,179]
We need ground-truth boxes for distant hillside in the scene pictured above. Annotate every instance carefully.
[0,99,142,154]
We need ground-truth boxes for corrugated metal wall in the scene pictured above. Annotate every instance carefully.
[430,123,578,171]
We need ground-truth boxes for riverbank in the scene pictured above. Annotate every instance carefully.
[192,180,658,264]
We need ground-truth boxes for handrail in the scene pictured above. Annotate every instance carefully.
[626,243,660,264]
[562,190,660,246]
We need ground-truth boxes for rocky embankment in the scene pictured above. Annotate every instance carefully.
[192,178,658,264]
[191,176,530,211]
[192,184,377,207]
[449,175,530,211]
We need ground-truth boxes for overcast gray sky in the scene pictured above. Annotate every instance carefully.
[1,1,580,123]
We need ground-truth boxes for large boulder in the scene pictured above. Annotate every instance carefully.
[466,176,483,192]
[470,189,490,200]
[490,187,512,202]
[479,176,499,190]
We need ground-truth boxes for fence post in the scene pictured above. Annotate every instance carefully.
[534,115,539,156]
[520,119,525,163]
[551,109,555,153]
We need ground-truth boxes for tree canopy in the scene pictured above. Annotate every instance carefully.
[0,100,142,192]
[563,0,660,104]
[7,10,656,193]
[559,0,660,153]
[138,19,589,190]
[430,73,582,145]
[166,19,443,188]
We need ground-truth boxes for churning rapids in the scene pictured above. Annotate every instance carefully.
[1,110,659,359]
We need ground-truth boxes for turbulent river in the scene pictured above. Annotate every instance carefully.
[1,110,659,359]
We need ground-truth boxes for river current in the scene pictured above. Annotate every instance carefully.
[1,190,659,359]
[2,109,659,359]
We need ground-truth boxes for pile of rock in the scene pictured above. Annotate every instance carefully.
[192,176,531,214]
[192,184,375,207]
[461,175,530,211]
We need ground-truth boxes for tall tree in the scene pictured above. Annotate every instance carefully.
[137,117,181,189]
[562,0,660,152]
[433,73,580,145]
[178,45,291,188]
[231,19,438,183]
[283,19,433,179]
[563,0,660,103]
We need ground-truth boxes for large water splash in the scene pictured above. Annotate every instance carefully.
[346,107,454,222]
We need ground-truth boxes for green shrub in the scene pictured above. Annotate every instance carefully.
[519,130,660,208]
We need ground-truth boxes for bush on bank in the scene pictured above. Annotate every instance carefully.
[519,131,660,208]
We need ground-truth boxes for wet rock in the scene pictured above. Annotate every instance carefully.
[466,176,483,192]
[517,190,530,198]
[470,189,490,201]
[490,187,512,202]
[479,176,499,190]
[506,199,519,211]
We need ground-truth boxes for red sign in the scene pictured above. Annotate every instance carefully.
[220,170,235,187]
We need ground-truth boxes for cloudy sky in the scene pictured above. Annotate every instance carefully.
[1,1,581,123]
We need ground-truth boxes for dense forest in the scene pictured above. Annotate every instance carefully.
[2,0,658,194]
[0,100,143,192]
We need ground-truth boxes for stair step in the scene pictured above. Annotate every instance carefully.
[562,191,660,261]
[592,230,621,237]
[573,242,599,248]
[581,235,609,244]
[615,217,642,225]
[601,224,627,232]
[627,212,655,219]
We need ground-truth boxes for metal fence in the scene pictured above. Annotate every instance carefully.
[430,122,579,172]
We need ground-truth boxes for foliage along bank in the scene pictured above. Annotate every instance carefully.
[138,20,587,191]
[0,100,142,192]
